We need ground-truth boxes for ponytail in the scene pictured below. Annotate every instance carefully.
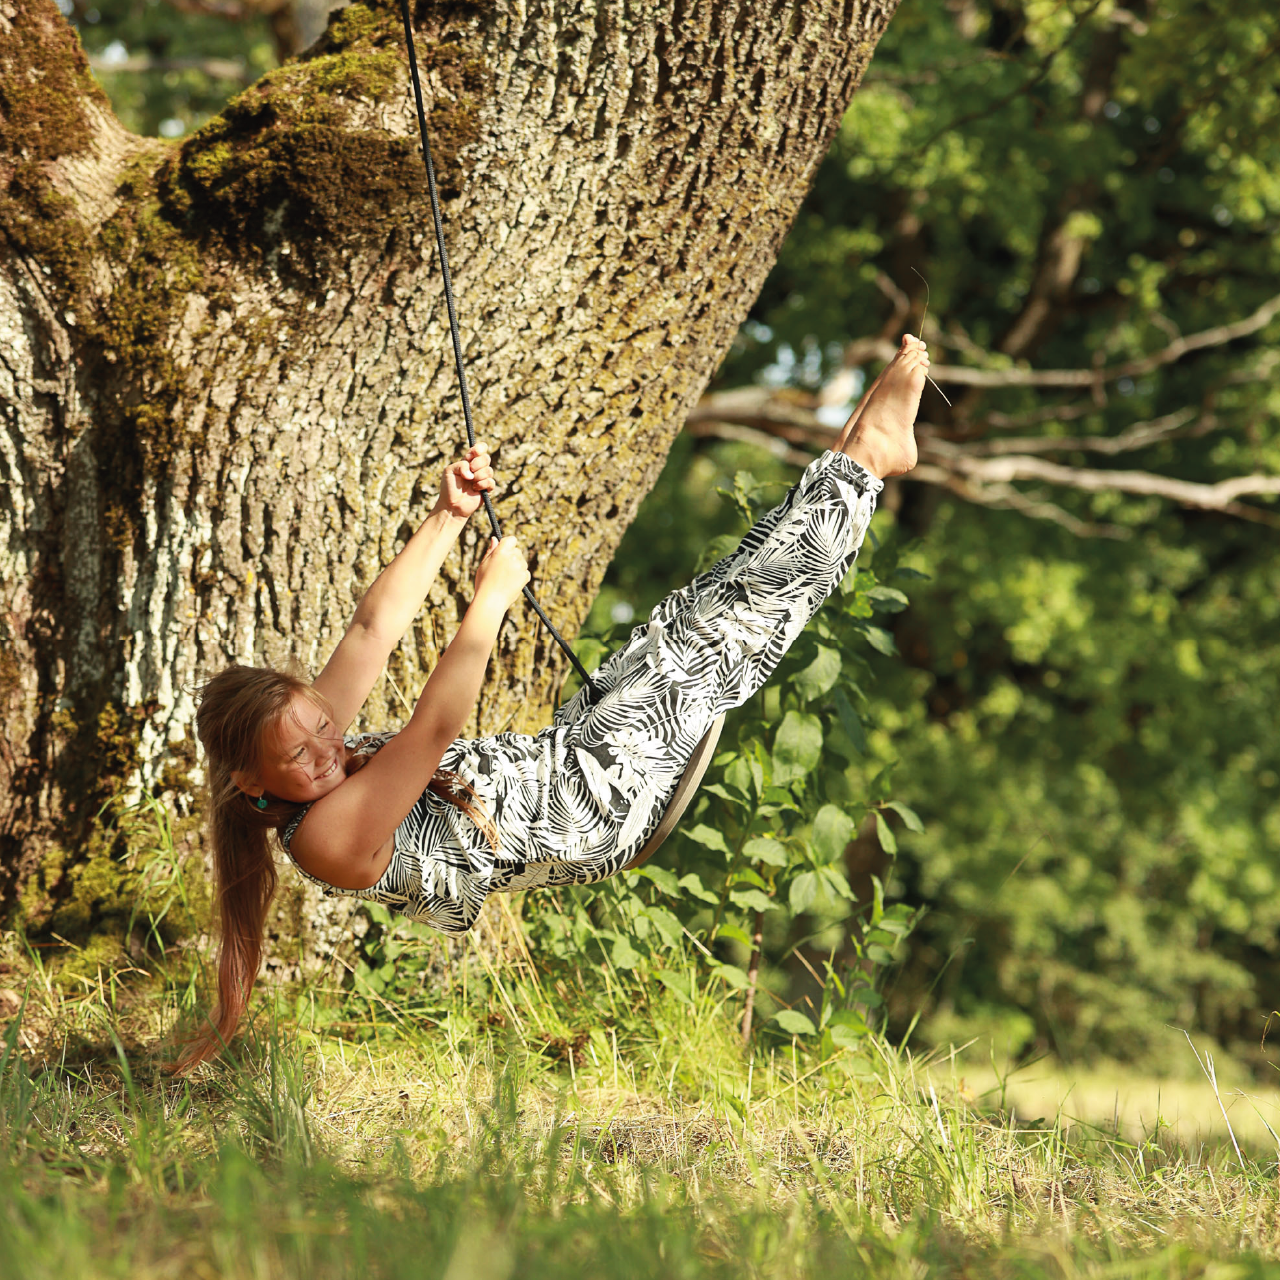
[172,664,495,1071]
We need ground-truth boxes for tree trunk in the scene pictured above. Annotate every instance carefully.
[0,0,898,962]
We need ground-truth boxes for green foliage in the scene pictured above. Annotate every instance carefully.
[710,0,1280,1067]
[567,461,925,1047]
[70,0,278,138]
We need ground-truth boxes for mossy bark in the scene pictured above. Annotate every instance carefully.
[0,0,899,967]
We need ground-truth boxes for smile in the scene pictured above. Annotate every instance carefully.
[315,758,340,782]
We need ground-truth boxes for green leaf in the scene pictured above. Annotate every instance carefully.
[890,566,929,581]
[884,800,924,833]
[654,969,693,1004]
[834,689,868,756]
[702,783,750,809]
[761,785,800,809]
[743,836,789,867]
[847,986,884,1009]
[712,962,753,991]
[866,585,910,613]
[772,710,823,785]
[874,811,898,855]
[792,644,842,700]
[633,865,681,896]
[716,922,754,948]
[571,637,611,672]
[643,906,684,948]
[773,1010,817,1036]
[723,756,754,797]
[678,873,720,904]
[610,935,640,969]
[830,1023,867,1049]
[696,533,740,573]
[820,865,855,900]
[729,887,776,914]
[828,1008,871,1033]
[811,804,856,865]
[870,874,885,924]
[789,871,820,914]
[865,944,894,965]
[686,823,731,855]
[861,625,898,657]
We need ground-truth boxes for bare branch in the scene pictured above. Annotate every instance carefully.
[685,420,818,469]
[685,391,1279,527]
[911,465,1130,537]
[920,442,1280,523]
[685,387,836,451]
[956,408,1203,456]
[928,293,1280,389]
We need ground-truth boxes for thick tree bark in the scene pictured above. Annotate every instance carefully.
[0,0,897,957]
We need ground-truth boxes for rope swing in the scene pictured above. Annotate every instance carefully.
[396,5,726,864]
[395,0,602,702]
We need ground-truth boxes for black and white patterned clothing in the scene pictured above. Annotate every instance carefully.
[280,450,882,934]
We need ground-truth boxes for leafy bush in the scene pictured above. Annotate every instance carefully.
[557,467,925,1051]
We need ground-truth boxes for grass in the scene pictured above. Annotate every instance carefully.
[3,908,1280,1279]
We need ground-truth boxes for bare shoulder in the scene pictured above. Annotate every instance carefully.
[289,790,396,891]
[287,716,455,890]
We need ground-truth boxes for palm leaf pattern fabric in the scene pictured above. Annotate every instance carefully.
[280,451,882,933]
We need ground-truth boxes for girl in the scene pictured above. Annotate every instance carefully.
[181,336,930,1069]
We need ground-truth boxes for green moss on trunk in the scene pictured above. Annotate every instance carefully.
[158,3,490,283]
[0,0,107,310]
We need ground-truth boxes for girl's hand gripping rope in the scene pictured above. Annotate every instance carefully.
[435,442,495,520]
[474,536,531,610]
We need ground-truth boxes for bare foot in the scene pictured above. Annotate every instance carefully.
[833,359,890,452]
[838,334,928,478]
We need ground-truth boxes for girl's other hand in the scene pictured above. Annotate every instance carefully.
[436,443,495,519]
[474,536,531,609]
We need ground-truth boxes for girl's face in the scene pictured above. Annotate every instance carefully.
[251,691,346,805]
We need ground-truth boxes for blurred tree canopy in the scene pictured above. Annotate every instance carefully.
[640,0,1280,1067]
[78,0,1280,1069]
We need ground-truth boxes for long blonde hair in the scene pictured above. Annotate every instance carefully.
[173,664,492,1071]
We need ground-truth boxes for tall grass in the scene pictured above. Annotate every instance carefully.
[2,890,1280,1280]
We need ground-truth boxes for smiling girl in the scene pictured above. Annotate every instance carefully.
[180,336,929,1070]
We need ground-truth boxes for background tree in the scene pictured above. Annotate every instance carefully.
[601,0,1280,1066]
[0,0,899,970]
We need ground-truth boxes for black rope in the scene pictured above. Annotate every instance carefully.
[396,0,602,702]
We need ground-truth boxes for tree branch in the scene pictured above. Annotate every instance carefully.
[686,395,1280,527]
[956,407,1203,456]
[927,292,1280,389]
[918,442,1280,523]
[910,464,1130,537]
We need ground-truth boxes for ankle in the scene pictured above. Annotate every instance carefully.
[840,431,890,479]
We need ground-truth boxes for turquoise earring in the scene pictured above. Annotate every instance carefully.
[255,795,269,810]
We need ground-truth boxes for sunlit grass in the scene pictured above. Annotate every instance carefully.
[0,912,1279,1280]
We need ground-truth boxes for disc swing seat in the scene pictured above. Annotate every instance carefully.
[396,1,726,867]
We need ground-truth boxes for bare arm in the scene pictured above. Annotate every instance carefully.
[292,537,531,888]
[313,445,494,731]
